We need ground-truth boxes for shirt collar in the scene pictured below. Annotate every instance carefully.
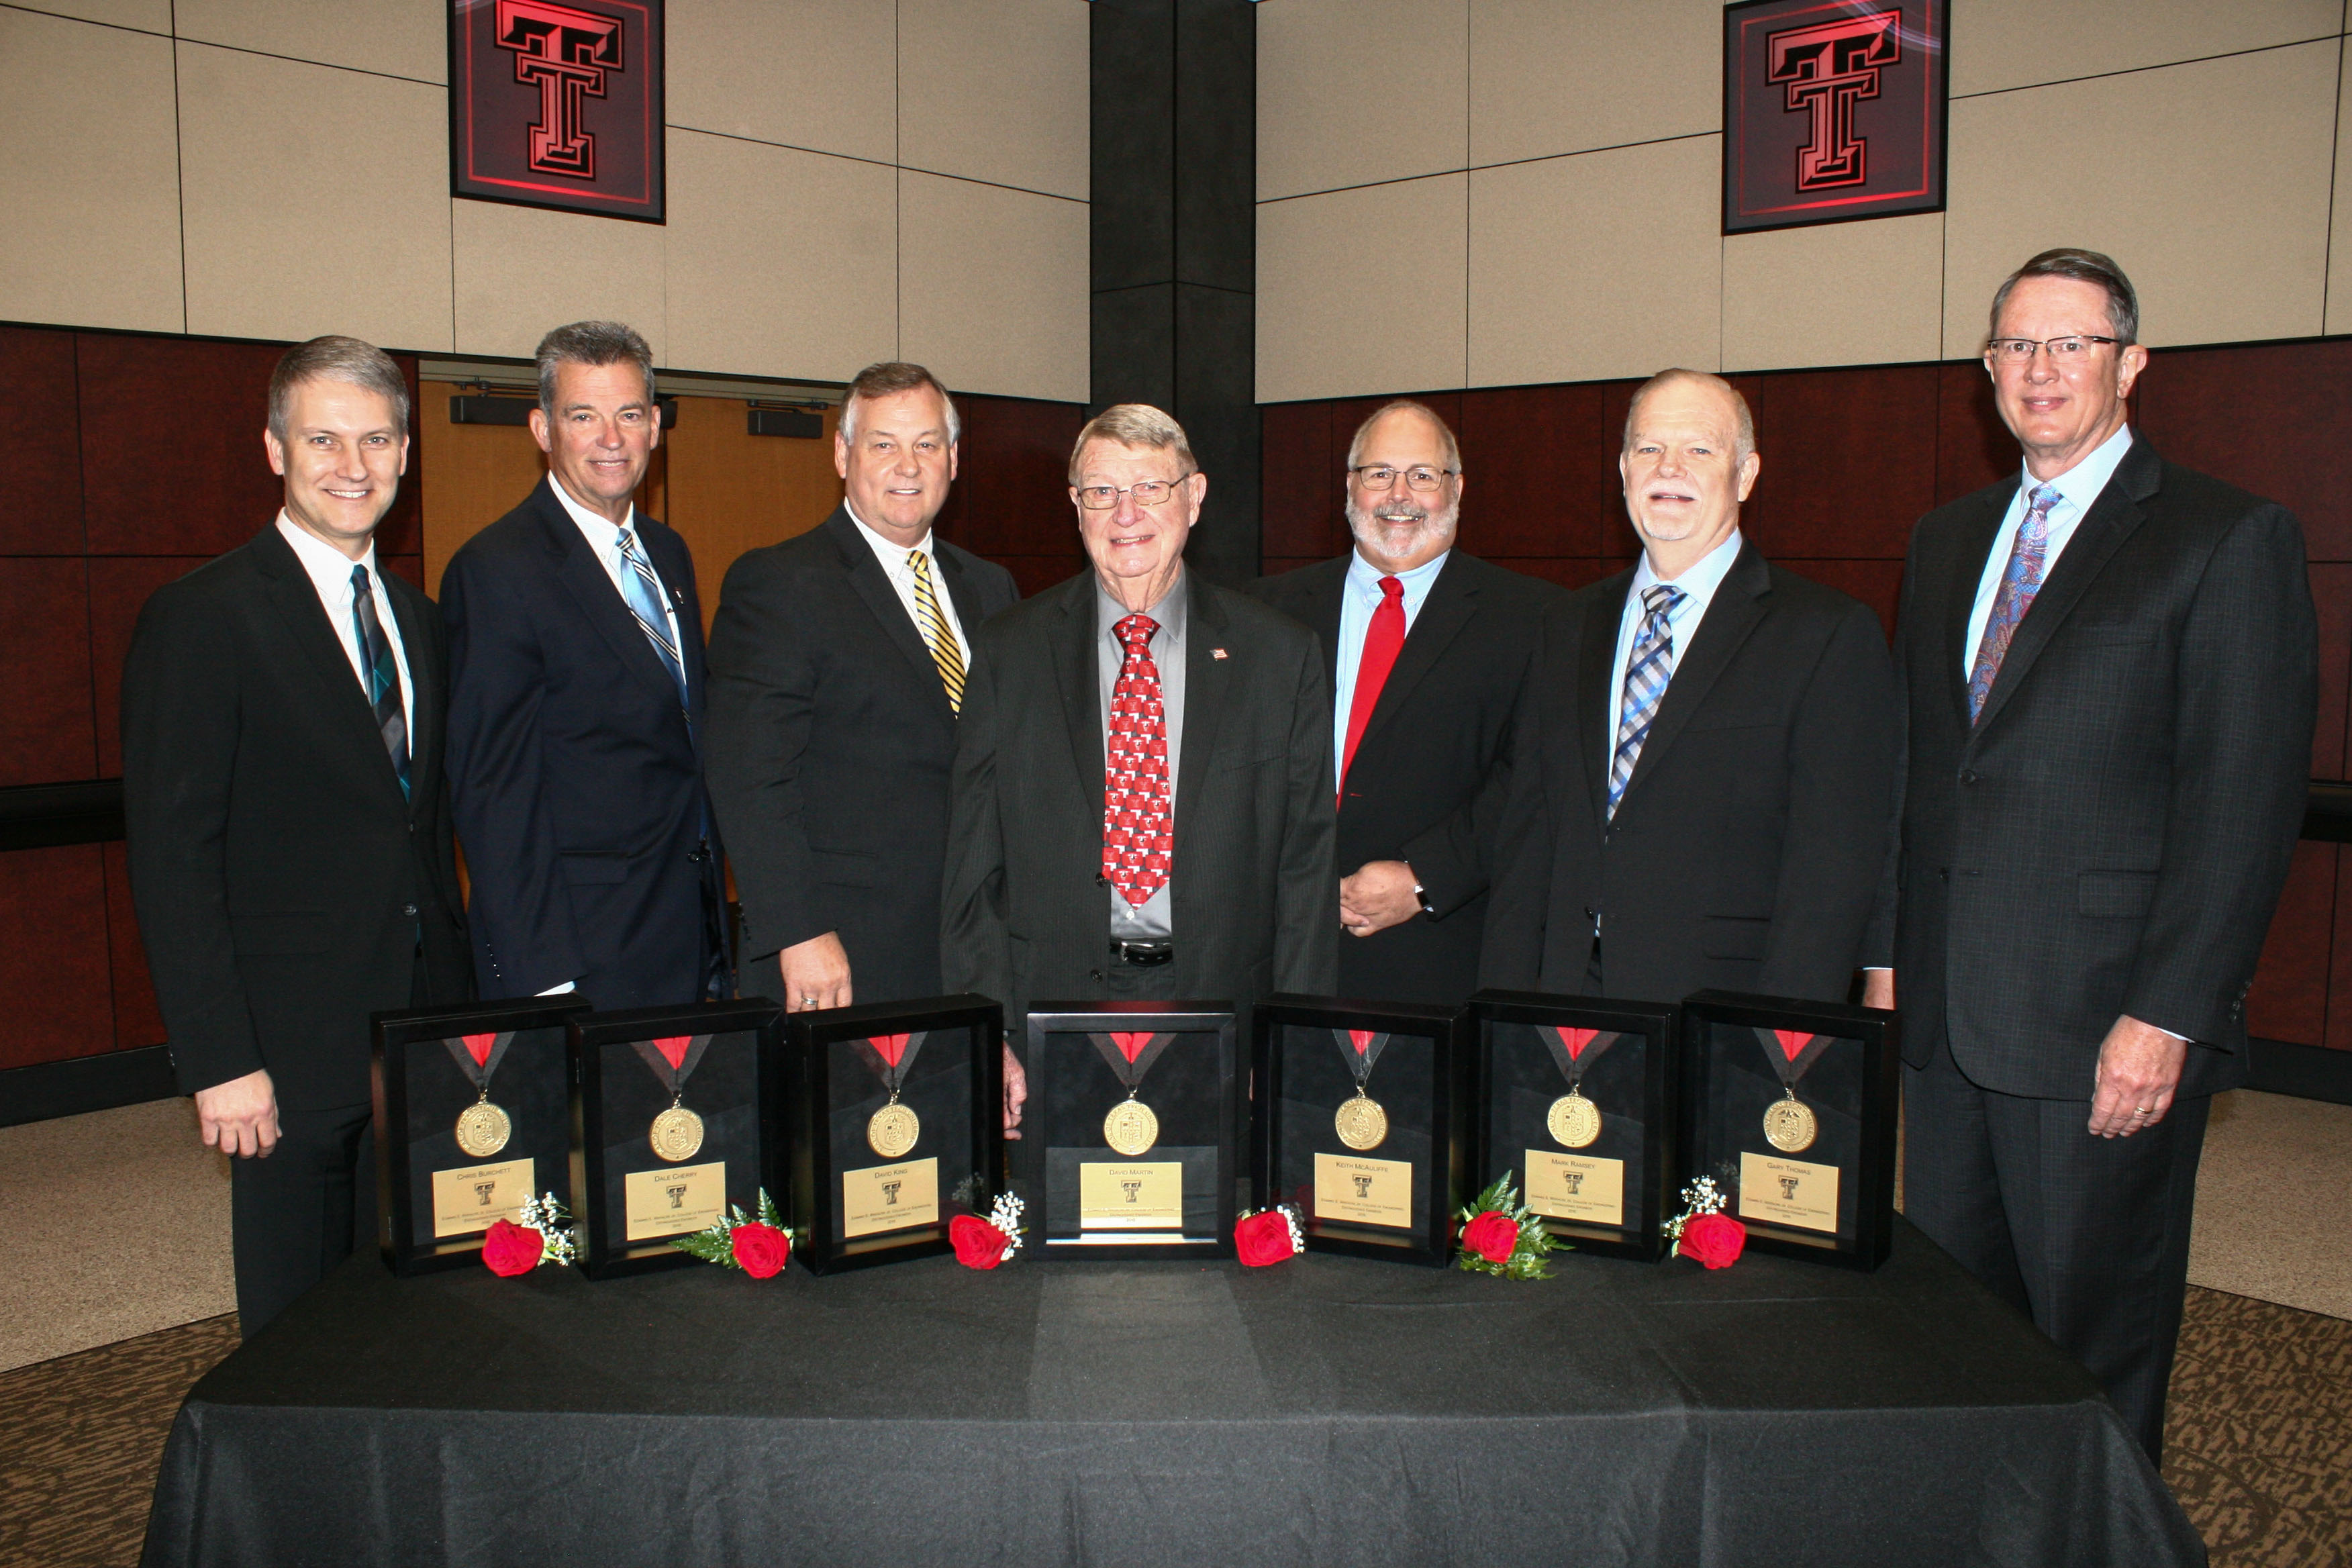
[550,473,636,544]
[845,501,936,565]
[275,511,381,600]
[1345,544,1451,599]
[2022,423,2134,513]
[1632,526,1743,607]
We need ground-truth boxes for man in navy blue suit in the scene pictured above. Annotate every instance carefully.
[442,321,726,1008]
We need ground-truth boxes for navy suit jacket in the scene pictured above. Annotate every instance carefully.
[441,476,723,1009]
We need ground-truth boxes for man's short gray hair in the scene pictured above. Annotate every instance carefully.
[267,336,410,442]
[1988,248,2140,348]
[1623,369,1755,461]
[535,320,656,413]
[1070,403,1196,484]
[839,360,961,445]
[1344,398,1462,473]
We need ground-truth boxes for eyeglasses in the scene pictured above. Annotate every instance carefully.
[1349,464,1458,492]
[1076,477,1186,509]
[1986,335,2120,364]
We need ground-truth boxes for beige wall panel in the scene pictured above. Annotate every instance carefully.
[1258,0,1467,201]
[1469,0,1721,167]
[1468,138,1719,389]
[179,44,453,350]
[1257,175,1467,404]
[2331,58,2352,337]
[898,0,1088,200]
[667,0,894,164]
[899,172,1089,403]
[1722,213,1945,373]
[664,132,896,383]
[175,0,444,83]
[452,200,667,363]
[13,0,170,28]
[0,10,183,333]
[1949,0,2339,97]
[1942,43,2337,356]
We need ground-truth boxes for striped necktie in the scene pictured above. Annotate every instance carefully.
[349,564,410,798]
[908,548,966,714]
[1608,583,1685,818]
[1966,483,2059,723]
[616,526,687,707]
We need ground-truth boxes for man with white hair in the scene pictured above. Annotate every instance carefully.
[1252,399,1557,1006]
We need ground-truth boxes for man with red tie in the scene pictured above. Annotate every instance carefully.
[1252,400,1557,1005]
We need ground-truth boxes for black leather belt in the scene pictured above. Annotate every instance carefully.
[1108,939,1174,967]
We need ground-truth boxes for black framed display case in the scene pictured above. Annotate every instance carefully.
[1251,995,1467,1266]
[372,995,591,1275]
[779,993,1004,1275]
[1682,990,1899,1271]
[1467,990,1679,1263]
[1022,1001,1236,1260]
[571,998,783,1280]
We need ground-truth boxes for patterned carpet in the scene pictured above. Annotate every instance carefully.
[2,1289,2345,1568]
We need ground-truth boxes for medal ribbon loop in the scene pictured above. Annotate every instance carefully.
[441,1032,516,1092]
[1087,1031,1176,1091]
[1534,1024,1618,1088]
[1752,1027,1835,1089]
[850,1032,928,1097]
[1332,1028,1389,1091]
[632,1034,713,1097]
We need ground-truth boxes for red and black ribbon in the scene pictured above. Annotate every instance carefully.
[441,1032,515,1094]
[631,1034,713,1097]
[1533,1024,1620,1091]
[1087,1031,1176,1093]
[1752,1027,1834,1091]
[851,1032,928,1097]
[1331,1028,1389,1094]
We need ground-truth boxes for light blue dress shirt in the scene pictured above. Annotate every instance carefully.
[1961,423,2135,677]
[1333,547,1451,783]
[1610,529,1745,727]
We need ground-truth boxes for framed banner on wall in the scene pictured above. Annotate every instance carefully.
[450,0,665,223]
[1722,0,1946,235]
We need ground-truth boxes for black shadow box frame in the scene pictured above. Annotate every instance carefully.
[1682,990,1899,1271]
[1467,990,1679,1263]
[1023,1001,1236,1261]
[1251,995,1467,1267]
[571,998,783,1280]
[373,995,591,1276]
[780,993,1004,1276]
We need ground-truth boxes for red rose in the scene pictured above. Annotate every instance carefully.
[950,1213,1011,1269]
[1679,1212,1747,1269]
[1234,1211,1295,1267]
[1462,1210,1518,1264]
[730,1222,789,1278]
[481,1219,542,1277]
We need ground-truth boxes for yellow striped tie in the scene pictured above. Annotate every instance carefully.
[908,548,966,714]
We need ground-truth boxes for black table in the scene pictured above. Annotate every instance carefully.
[141,1218,2202,1567]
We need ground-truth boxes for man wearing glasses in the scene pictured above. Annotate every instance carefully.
[1870,249,2314,1462]
[944,404,1336,1134]
[1251,399,1557,1006]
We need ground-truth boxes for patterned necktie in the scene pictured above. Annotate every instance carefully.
[1338,575,1406,806]
[349,564,411,798]
[907,548,966,714]
[1101,614,1173,907]
[1608,583,1685,819]
[615,526,687,708]
[1966,483,2059,723]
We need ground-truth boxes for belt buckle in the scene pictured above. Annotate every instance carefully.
[1112,939,1173,968]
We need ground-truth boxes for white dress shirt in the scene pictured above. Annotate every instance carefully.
[1961,423,2135,677]
[549,475,683,657]
[1332,546,1450,784]
[275,513,413,720]
[846,504,969,669]
[1611,528,1745,725]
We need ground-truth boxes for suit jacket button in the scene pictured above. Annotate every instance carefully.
[403,903,418,918]
[1959,769,1980,785]
[1089,969,1106,983]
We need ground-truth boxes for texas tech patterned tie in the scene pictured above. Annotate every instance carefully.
[1967,483,2059,724]
[349,564,410,798]
[1607,583,1685,819]
[908,548,966,714]
[1102,614,1173,907]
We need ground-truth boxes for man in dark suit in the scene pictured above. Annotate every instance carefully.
[1482,369,1898,1004]
[441,322,726,1010]
[122,336,471,1334]
[1870,249,2314,1461]
[943,403,1338,1134]
[705,361,1018,1021]
[1252,399,1556,1006]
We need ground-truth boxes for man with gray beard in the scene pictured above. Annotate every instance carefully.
[1252,399,1559,1006]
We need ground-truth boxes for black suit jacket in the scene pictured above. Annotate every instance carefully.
[121,525,472,1111]
[440,477,722,1010]
[1483,541,1899,1006]
[704,506,1018,1004]
[942,569,1339,1028]
[1249,551,1560,1005]
[1881,437,2315,1097]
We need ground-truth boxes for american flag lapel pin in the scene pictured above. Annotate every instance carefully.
[1211,648,1228,660]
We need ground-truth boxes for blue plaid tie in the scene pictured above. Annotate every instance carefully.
[616,526,688,707]
[1608,583,1685,819]
[349,565,410,798]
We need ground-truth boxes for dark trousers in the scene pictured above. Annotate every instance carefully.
[1902,1038,2210,1462]
[229,1101,376,1337]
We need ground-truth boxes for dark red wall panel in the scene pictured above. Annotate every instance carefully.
[934,393,1087,562]
[2137,339,2352,562]
[1933,362,2013,505]
[2248,840,2334,1048]
[1732,365,1937,560]
[102,841,164,1049]
[0,326,85,555]
[86,556,213,778]
[79,336,285,556]
[0,845,115,1071]
[1458,383,1615,558]
[0,558,97,787]
[1259,400,1337,559]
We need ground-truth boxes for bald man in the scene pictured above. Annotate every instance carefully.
[1481,369,1898,1004]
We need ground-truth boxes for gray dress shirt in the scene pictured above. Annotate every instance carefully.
[1096,571,1186,939]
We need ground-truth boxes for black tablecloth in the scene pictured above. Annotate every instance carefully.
[140,1218,2202,1567]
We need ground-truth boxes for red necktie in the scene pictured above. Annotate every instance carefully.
[1102,614,1173,906]
[1339,575,1406,805]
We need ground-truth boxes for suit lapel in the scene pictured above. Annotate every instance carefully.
[828,509,954,718]
[385,575,437,809]
[1577,569,1634,828]
[538,480,687,716]
[1048,574,1106,822]
[936,542,993,636]
[1352,552,1477,765]
[1618,542,1771,806]
[1173,573,1231,893]
[1300,556,1349,689]
[1942,481,2016,728]
[253,528,409,811]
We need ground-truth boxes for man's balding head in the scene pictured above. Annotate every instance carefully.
[1619,368,1759,577]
